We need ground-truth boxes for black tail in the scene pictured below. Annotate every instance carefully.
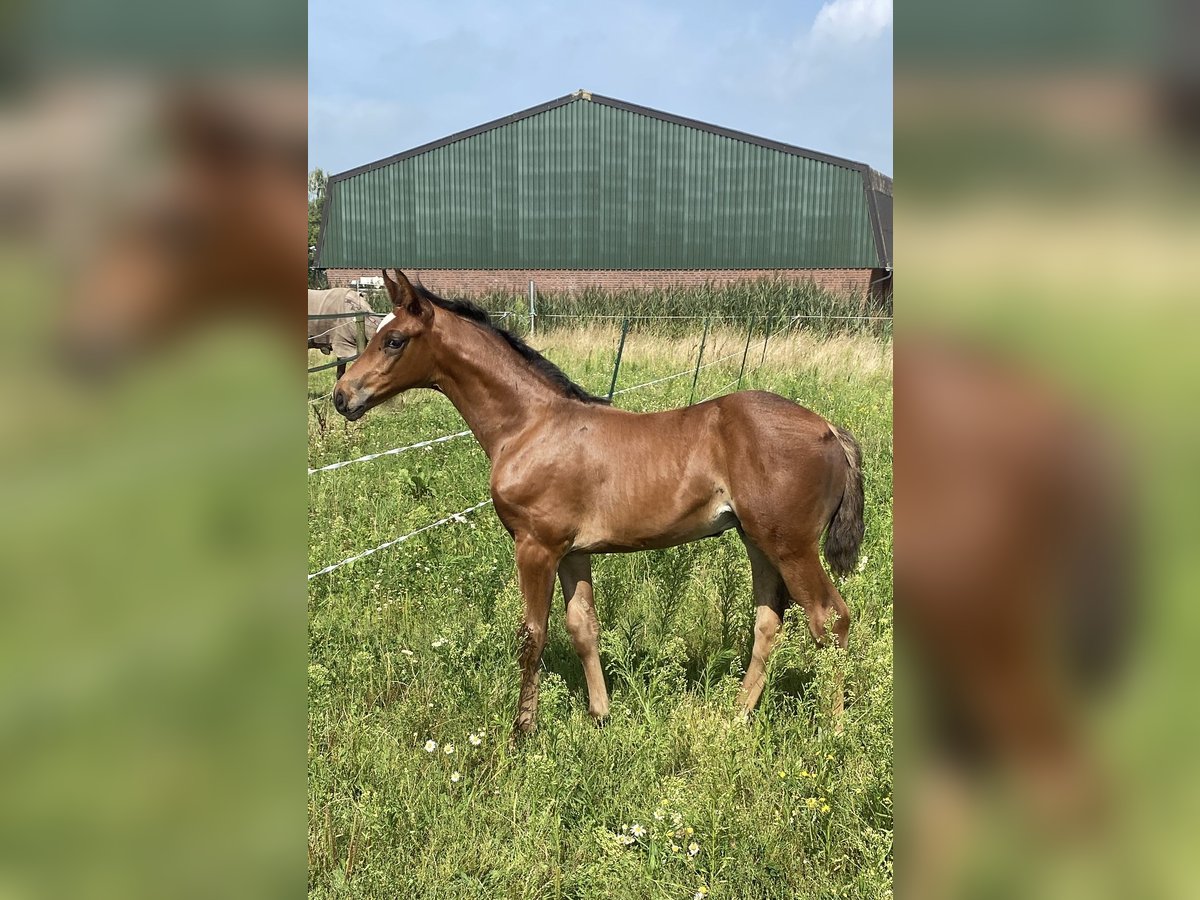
[824,425,865,578]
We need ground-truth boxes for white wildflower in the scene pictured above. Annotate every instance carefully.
[424,740,437,753]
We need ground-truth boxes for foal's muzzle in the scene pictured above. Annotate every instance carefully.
[332,387,366,421]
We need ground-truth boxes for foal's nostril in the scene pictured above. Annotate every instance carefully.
[333,389,346,413]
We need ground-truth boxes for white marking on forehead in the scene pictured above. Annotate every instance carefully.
[376,312,395,333]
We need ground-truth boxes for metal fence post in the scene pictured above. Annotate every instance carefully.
[528,280,536,337]
[759,314,775,366]
[607,317,631,400]
[736,316,754,390]
[355,313,366,355]
[688,319,710,406]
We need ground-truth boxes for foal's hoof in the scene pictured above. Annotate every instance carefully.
[509,718,537,748]
[588,702,611,728]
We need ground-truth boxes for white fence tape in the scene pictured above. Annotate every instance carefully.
[697,378,742,404]
[610,347,743,397]
[308,320,349,341]
[308,429,472,475]
[308,499,493,580]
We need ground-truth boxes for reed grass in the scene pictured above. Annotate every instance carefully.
[356,279,891,339]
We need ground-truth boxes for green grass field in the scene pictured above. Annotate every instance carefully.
[308,323,893,899]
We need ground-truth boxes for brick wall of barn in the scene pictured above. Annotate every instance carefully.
[324,268,875,298]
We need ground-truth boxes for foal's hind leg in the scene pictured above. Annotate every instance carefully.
[737,534,789,713]
[559,553,610,720]
[775,553,851,650]
[776,552,852,721]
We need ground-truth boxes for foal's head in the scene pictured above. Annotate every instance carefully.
[332,269,438,420]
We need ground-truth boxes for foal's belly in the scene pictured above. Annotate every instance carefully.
[570,500,740,554]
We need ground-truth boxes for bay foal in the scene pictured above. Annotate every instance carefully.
[335,270,864,735]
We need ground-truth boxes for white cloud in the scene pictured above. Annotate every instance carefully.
[811,0,892,44]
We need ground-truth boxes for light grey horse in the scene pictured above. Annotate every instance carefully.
[308,289,381,378]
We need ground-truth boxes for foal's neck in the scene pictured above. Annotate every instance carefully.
[429,311,568,461]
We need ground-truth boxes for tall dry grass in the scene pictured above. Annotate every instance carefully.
[538,323,892,387]
[358,279,892,340]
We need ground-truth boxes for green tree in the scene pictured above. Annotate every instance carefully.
[308,168,328,288]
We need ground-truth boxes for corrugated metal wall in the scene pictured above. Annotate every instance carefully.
[318,98,877,270]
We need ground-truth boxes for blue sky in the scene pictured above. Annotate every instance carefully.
[309,0,891,177]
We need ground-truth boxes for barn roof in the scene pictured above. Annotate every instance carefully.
[329,90,889,185]
[317,91,892,270]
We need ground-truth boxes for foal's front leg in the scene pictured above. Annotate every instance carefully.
[513,538,559,736]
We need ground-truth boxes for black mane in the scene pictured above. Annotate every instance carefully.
[418,286,610,405]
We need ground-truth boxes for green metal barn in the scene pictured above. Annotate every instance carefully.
[315,91,891,298]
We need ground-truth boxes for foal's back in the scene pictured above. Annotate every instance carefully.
[571,389,841,481]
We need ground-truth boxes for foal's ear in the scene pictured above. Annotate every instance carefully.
[382,269,431,321]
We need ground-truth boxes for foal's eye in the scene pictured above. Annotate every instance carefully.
[384,334,407,351]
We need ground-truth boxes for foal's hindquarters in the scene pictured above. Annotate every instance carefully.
[494,390,863,735]
[718,392,859,713]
